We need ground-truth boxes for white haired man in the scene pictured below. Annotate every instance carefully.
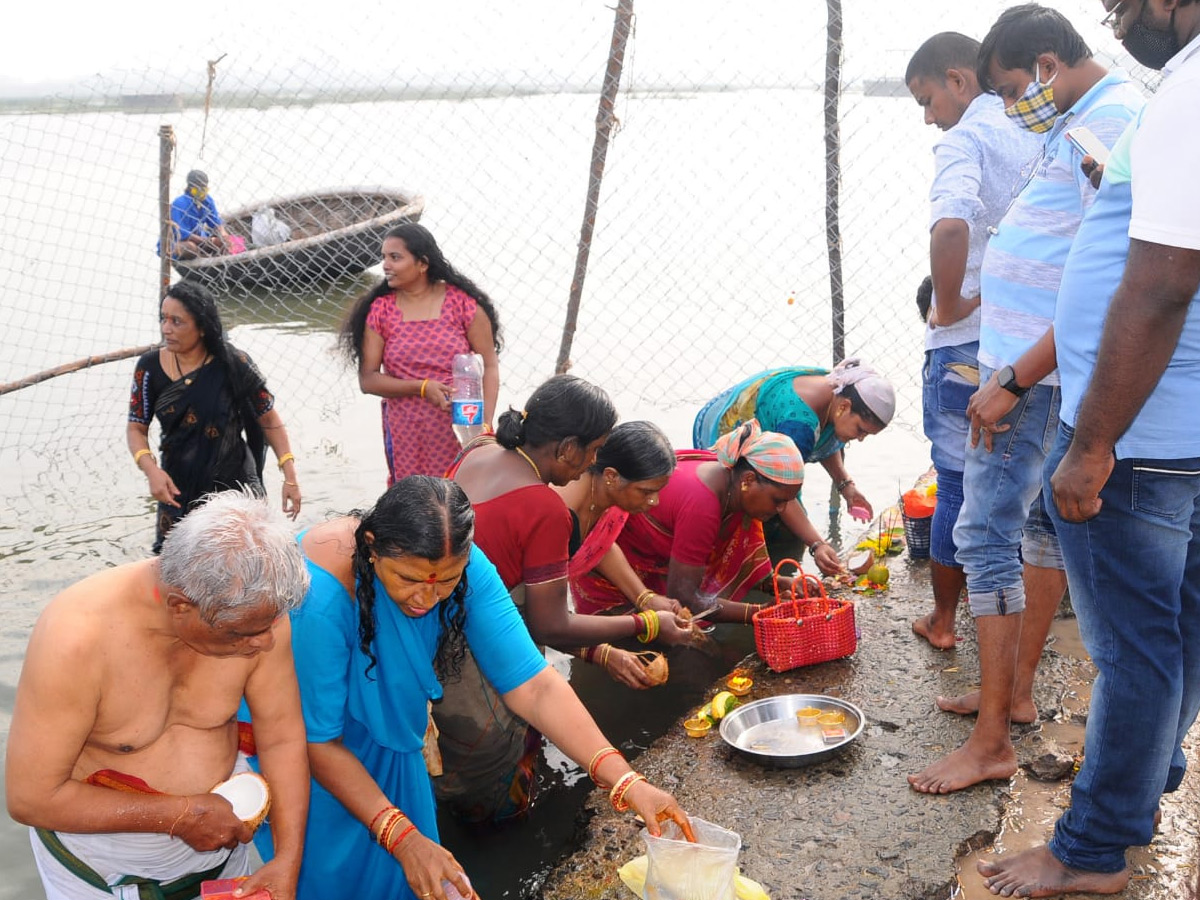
[6,490,311,900]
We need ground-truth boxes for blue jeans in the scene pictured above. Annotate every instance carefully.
[1045,424,1200,874]
[929,467,963,568]
[954,366,1062,617]
[922,342,978,474]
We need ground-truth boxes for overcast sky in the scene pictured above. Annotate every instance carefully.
[4,0,1121,95]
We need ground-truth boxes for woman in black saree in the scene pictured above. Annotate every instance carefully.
[126,281,302,552]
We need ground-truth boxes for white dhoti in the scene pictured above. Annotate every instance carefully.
[30,756,255,899]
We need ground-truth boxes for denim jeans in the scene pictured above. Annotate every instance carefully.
[929,467,963,568]
[1045,424,1200,874]
[922,342,978,474]
[953,366,1062,616]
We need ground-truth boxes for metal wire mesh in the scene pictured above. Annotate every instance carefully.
[0,0,1159,545]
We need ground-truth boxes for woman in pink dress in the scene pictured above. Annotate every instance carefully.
[341,224,501,484]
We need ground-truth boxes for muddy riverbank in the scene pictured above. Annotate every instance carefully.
[542,558,1200,900]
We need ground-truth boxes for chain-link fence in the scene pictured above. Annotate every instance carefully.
[0,0,1155,547]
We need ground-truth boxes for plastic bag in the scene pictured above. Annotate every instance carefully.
[617,855,771,900]
[250,207,291,247]
[642,817,741,900]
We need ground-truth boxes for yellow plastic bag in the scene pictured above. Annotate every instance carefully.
[617,854,771,900]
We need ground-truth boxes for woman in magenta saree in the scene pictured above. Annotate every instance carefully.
[571,420,805,625]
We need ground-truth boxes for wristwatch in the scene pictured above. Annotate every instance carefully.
[996,365,1028,397]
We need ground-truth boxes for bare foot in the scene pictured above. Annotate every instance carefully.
[912,612,957,650]
[936,690,1038,724]
[908,740,1017,794]
[977,844,1129,897]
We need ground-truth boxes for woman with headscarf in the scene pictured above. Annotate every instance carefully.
[692,359,895,572]
[572,420,805,623]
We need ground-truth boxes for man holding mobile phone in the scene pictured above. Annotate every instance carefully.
[977,1,1200,895]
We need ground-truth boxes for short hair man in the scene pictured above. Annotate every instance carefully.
[978,1,1200,895]
[162,169,231,259]
[908,3,1144,795]
[905,31,1040,652]
[6,490,311,900]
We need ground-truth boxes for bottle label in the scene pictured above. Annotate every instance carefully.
[452,401,483,426]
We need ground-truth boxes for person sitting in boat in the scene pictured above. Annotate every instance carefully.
[691,358,896,574]
[435,376,694,826]
[253,475,693,900]
[127,280,302,553]
[162,169,230,259]
[573,419,803,623]
[5,489,312,900]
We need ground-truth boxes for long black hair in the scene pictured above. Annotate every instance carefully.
[339,223,502,366]
[351,476,475,680]
[494,374,617,453]
[163,280,232,372]
[590,421,675,481]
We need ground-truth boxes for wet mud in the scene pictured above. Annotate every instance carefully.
[542,559,1200,900]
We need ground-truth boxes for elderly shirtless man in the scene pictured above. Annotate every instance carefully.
[6,490,311,900]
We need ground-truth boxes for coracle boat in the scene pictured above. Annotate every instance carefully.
[173,187,424,288]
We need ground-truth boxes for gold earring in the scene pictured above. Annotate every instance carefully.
[741,483,748,492]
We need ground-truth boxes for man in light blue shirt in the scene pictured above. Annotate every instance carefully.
[978,1,1200,895]
[909,3,1143,797]
[906,32,1040,653]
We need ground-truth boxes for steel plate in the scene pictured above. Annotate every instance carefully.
[718,694,864,767]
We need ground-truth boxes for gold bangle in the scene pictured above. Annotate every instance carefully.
[133,448,155,465]
[283,481,299,487]
[633,589,655,611]
[276,452,295,471]
[420,379,429,399]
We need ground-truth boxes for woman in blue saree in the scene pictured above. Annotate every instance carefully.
[259,476,692,900]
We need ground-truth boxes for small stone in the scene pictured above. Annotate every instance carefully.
[1025,741,1076,781]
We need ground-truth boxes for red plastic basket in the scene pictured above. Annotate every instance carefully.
[752,558,857,672]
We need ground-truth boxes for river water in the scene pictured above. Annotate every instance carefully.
[0,88,935,895]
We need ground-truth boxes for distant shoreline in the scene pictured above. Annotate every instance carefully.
[0,80,839,116]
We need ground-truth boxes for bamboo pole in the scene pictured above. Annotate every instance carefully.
[555,0,634,375]
[824,0,845,365]
[159,124,175,298]
[824,0,846,523]
[0,344,162,397]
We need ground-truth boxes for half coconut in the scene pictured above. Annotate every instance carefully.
[211,771,271,831]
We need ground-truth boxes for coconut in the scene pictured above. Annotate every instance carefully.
[846,549,874,575]
[211,771,271,831]
[634,650,669,686]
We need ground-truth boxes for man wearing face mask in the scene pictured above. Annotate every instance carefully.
[162,169,231,259]
[908,4,1144,796]
[976,1,1200,896]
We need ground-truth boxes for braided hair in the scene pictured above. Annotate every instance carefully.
[349,476,475,680]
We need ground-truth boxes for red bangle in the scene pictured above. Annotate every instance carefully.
[387,822,418,853]
[587,747,623,786]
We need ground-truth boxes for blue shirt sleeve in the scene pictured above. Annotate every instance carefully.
[462,546,548,694]
[929,133,986,228]
[290,562,356,743]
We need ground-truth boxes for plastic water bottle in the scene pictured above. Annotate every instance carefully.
[451,352,485,445]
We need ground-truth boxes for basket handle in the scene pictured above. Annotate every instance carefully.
[770,557,828,603]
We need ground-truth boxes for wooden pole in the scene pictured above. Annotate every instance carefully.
[824,0,846,523]
[0,344,162,397]
[555,0,634,374]
[824,0,845,365]
[159,124,175,298]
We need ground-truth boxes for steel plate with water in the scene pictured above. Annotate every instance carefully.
[719,694,864,767]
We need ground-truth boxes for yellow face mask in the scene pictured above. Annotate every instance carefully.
[189,186,208,202]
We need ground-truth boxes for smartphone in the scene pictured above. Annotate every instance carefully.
[1064,126,1110,166]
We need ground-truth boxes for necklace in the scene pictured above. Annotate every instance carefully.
[514,447,542,482]
[173,352,209,386]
